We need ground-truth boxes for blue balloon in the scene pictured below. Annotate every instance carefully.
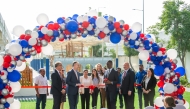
[152,46,159,52]
[57,17,65,24]
[82,34,87,38]
[104,16,108,20]
[108,24,114,31]
[4,102,10,108]
[66,20,79,33]
[154,65,164,76]
[143,40,150,46]
[129,29,133,34]
[0,83,4,90]
[88,30,95,35]
[160,107,165,109]
[177,95,183,100]
[38,31,44,38]
[11,40,16,43]
[129,40,135,45]
[110,32,121,44]
[51,37,56,42]
[7,70,21,82]
[146,34,151,38]
[88,17,96,24]
[53,30,60,37]
[19,40,28,47]
[175,67,185,76]
[145,46,151,50]
[72,14,78,20]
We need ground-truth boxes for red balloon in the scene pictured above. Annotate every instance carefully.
[114,22,120,29]
[3,62,10,68]
[140,33,145,38]
[82,21,90,28]
[20,34,25,39]
[123,24,129,30]
[44,35,51,42]
[93,16,97,19]
[59,38,64,41]
[4,55,12,63]
[53,23,60,30]
[159,75,165,81]
[47,23,54,30]
[116,28,123,34]
[25,35,31,41]
[175,73,180,78]
[98,32,106,39]
[160,48,166,54]
[157,80,164,87]
[64,30,71,35]
[36,47,42,53]
[38,26,44,30]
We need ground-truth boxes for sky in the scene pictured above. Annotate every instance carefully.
[0,0,190,38]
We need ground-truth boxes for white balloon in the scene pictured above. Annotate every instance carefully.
[154,96,164,107]
[1,70,8,75]
[96,17,108,28]
[16,60,22,67]
[1,75,7,80]
[77,16,84,23]
[5,43,11,50]
[12,25,25,37]
[164,67,170,73]
[138,47,144,52]
[15,62,26,71]
[103,27,110,34]
[10,99,21,109]
[135,41,140,46]
[95,29,100,34]
[41,27,48,34]
[145,106,155,109]
[87,24,93,31]
[36,13,49,26]
[163,83,175,94]
[138,50,149,61]
[83,15,89,21]
[167,49,177,59]
[31,31,39,38]
[42,44,53,55]
[103,36,110,42]
[8,43,22,56]
[6,97,14,104]
[131,22,142,32]
[184,101,189,109]
[87,10,98,16]
[157,51,163,56]
[28,38,37,46]
[0,55,3,66]
[25,56,33,62]
[130,32,137,40]
[10,81,21,93]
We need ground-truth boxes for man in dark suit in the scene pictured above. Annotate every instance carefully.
[51,62,66,109]
[104,60,118,109]
[120,62,135,109]
[66,61,80,109]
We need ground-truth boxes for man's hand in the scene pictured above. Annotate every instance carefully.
[76,83,81,86]
[128,91,132,96]
[61,89,65,94]
[36,93,40,98]
[119,90,122,94]
[105,80,112,84]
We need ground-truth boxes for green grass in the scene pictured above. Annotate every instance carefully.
[21,87,190,109]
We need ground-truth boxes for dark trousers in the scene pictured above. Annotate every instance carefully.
[123,92,134,109]
[143,92,154,107]
[106,88,117,109]
[36,94,47,109]
[137,89,143,109]
[116,91,123,108]
[52,94,61,109]
[99,89,103,108]
[91,87,99,108]
[80,88,90,109]
[68,94,78,109]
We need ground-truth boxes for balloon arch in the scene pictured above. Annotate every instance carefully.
[0,12,188,109]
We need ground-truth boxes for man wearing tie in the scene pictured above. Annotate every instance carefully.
[66,61,80,109]
[104,60,118,109]
[51,62,66,109]
[119,63,135,109]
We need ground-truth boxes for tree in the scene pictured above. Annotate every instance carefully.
[123,46,138,72]
[109,49,116,58]
[158,0,190,72]
[88,44,107,57]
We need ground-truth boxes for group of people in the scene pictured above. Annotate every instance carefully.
[34,60,177,109]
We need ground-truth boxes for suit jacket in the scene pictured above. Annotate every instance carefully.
[104,68,118,92]
[51,70,62,95]
[166,107,173,109]
[66,69,80,95]
[141,75,157,94]
[120,69,135,94]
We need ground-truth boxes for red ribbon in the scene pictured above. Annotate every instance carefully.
[89,85,95,90]
[134,83,141,87]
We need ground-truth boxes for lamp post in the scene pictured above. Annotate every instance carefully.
[133,0,144,65]
[97,7,106,58]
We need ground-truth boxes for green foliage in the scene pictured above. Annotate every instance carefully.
[88,44,107,57]
[158,0,190,68]
[123,46,138,57]
[109,49,116,58]
[180,76,190,88]
[85,64,91,70]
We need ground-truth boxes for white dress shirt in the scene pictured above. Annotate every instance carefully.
[80,76,92,88]
[35,75,48,94]
[145,77,150,89]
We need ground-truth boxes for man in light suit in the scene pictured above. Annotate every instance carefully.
[119,63,135,109]
[66,61,81,109]
[51,62,66,109]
